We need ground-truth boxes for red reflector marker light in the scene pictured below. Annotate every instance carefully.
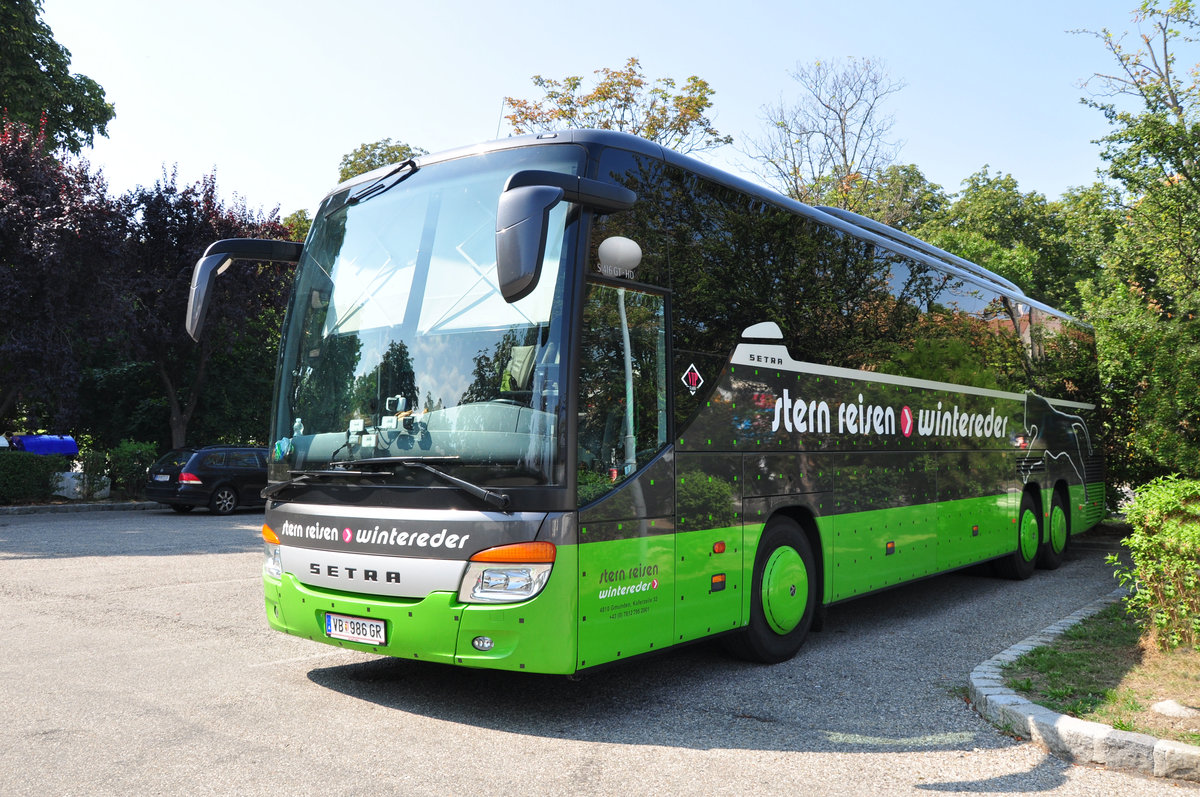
[713,541,726,554]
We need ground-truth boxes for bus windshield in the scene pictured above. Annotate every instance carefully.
[271,146,582,487]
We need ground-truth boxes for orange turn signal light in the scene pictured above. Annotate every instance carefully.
[262,524,280,544]
[470,541,556,563]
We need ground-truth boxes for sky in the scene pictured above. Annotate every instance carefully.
[40,0,1149,217]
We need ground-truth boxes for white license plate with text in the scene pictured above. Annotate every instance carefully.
[325,612,386,645]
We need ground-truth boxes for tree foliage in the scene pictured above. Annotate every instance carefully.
[503,57,732,154]
[123,171,291,448]
[917,167,1098,313]
[338,138,428,183]
[853,163,947,231]
[1079,0,1200,484]
[0,118,128,429]
[0,0,114,153]
[749,57,905,209]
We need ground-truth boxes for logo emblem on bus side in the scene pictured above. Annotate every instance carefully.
[682,364,704,395]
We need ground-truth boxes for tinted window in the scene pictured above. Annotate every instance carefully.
[200,453,226,468]
[228,451,260,468]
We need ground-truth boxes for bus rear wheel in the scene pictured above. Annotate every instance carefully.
[1037,491,1069,570]
[995,491,1040,580]
[723,517,816,664]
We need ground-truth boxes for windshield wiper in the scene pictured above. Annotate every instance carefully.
[347,160,419,206]
[262,457,512,511]
[260,466,373,499]
[353,457,512,511]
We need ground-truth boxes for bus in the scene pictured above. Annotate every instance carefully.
[186,129,1104,674]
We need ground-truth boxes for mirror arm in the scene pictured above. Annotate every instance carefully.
[186,238,303,341]
[503,170,636,213]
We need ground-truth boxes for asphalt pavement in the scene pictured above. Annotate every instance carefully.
[0,502,1196,794]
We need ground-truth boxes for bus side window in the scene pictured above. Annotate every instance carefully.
[577,281,668,506]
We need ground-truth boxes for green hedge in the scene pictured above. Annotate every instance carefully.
[108,440,157,497]
[1112,475,1200,651]
[0,452,67,504]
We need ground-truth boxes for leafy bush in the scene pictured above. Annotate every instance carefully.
[0,452,66,503]
[77,449,109,501]
[1110,475,1200,651]
[108,440,157,497]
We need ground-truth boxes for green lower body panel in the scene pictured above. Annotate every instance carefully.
[264,544,580,675]
[1072,482,1106,531]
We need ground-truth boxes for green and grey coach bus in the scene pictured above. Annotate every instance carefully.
[186,129,1104,674]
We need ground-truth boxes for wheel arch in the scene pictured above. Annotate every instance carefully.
[1052,479,1072,531]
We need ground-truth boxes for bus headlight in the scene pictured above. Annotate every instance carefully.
[261,524,282,579]
[459,542,555,604]
[264,542,282,579]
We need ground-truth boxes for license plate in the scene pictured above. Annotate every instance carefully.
[154,474,170,482]
[325,612,386,645]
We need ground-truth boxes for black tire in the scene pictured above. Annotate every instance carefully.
[1037,491,1070,570]
[995,491,1040,580]
[723,517,817,663]
[209,485,239,515]
[169,504,194,514]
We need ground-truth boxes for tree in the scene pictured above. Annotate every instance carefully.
[853,163,947,231]
[1082,0,1200,306]
[338,139,427,182]
[0,0,114,153]
[123,171,291,448]
[282,208,311,242]
[503,57,732,154]
[1077,1,1200,484]
[915,168,1097,314]
[0,118,128,430]
[748,57,905,209]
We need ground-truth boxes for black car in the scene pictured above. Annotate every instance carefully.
[145,446,268,514]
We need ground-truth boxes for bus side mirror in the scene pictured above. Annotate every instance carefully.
[496,171,637,304]
[186,238,303,341]
[495,185,565,303]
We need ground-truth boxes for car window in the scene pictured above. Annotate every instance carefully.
[229,452,259,468]
[200,453,226,468]
[154,449,193,468]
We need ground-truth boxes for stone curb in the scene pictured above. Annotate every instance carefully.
[0,501,160,516]
[969,588,1200,782]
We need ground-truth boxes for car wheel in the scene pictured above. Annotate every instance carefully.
[209,485,239,515]
[170,504,194,514]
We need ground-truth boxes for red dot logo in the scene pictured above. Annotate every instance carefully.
[900,406,914,438]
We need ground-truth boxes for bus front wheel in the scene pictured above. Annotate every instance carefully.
[724,517,817,664]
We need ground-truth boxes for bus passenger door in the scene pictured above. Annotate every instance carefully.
[575,281,674,669]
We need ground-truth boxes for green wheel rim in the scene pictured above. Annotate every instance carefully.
[1049,503,1068,555]
[1019,507,1039,562]
[761,545,808,635]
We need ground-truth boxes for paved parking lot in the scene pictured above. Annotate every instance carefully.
[0,508,1188,795]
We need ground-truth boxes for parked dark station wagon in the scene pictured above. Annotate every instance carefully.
[145,445,268,514]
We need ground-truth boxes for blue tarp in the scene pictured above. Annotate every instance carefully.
[17,435,79,456]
